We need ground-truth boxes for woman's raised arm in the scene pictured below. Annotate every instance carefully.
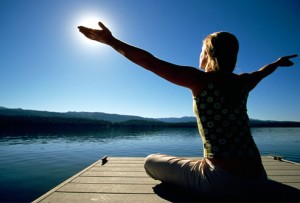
[240,54,297,91]
[78,22,203,90]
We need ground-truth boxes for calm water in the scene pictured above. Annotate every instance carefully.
[0,127,299,202]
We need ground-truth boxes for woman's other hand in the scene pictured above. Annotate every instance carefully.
[275,54,298,67]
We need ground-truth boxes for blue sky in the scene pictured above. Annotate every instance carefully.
[0,0,299,121]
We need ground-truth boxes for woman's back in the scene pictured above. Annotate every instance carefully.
[193,72,264,178]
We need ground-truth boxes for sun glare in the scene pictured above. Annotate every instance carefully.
[77,15,102,48]
[79,16,101,29]
[73,12,115,52]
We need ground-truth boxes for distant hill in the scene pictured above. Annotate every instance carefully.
[1,106,300,132]
[65,111,155,123]
[249,119,300,128]
[0,106,154,123]
[156,116,196,123]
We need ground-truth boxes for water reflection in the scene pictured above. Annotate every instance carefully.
[0,127,200,147]
[0,127,299,202]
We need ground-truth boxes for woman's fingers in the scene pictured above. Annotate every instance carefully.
[286,54,298,59]
[98,22,107,30]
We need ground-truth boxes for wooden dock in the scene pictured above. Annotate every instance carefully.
[33,156,300,202]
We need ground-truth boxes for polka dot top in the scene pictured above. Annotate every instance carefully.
[193,81,260,159]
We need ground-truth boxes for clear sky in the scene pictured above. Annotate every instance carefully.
[0,0,299,121]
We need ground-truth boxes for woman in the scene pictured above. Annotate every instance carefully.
[78,22,297,198]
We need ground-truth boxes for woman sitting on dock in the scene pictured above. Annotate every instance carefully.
[78,22,297,199]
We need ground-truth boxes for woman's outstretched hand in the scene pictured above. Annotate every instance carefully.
[275,54,298,67]
[78,22,113,44]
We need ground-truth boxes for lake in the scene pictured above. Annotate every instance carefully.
[0,127,299,202]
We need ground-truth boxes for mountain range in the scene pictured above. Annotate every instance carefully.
[0,106,196,123]
[1,106,300,131]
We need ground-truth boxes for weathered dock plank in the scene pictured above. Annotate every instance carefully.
[57,183,155,193]
[72,176,159,184]
[82,171,147,177]
[33,156,300,203]
[35,193,168,203]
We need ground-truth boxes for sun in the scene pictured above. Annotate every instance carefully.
[78,16,101,29]
[76,15,102,48]
[70,10,116,57]
[74,12,115,51]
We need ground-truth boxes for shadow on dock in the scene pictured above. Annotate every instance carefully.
[153,180,300,202]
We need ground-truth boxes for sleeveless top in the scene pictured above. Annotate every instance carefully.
[193,79,260,159]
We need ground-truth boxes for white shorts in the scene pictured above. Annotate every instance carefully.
[144,154,267,198]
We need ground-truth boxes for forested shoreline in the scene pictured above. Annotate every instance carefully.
[1,115,300,134]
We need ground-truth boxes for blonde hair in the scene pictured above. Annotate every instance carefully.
[203,32,239,73]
